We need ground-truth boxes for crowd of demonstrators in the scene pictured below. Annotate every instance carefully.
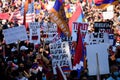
[80,1,120,80]
[0,0,120,80]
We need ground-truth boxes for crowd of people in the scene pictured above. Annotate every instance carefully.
[0,0,120,80]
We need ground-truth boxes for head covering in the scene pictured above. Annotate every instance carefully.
[11,47,17,52]
[20,46,28,50]
[106,76,115,80]
[32,63,38,69]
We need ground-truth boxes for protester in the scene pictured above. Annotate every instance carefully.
[0,0,119,80]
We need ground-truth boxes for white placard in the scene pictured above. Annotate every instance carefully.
[40,23,57,43]
[49,42,72,74]
[103,12,114,20]
[89,33,109,45]
[107,5,114,12]
[52,33,62,43]
[29,22,40,44]
[86,43,110,76]
[3,26,28,44]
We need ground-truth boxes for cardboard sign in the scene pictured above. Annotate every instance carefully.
[103,12,114,20]
[40,22,57,43]
[89,33,109,45]
[3,26,28,44]
[86,43,110,75]
[94,22,114,45]
[29,22,40,44]
[49,42,72,74]
[72,22,88,41]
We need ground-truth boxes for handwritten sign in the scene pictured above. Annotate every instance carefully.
[94,22,114,45]
[89,33,109,45]
[29,22,40,44]
[49,42,72,74]
[72,22,88,41]
[3,26,28,44]
[40,22,57,43]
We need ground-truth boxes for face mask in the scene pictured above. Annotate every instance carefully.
[116,58,120,62]
[113,71,119,76]
[14,59,17,63]
[42,77,46,80]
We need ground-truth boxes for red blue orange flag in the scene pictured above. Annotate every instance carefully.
[83,0,119,9]
[49,0,71,37]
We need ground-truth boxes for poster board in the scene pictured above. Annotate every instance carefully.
[29,22,40,44]
[40,22,57,43]
[72,22,88,41]
[3,25,28,44]
[89,33,109,45]
[86,43,110,76]
[107,5,114,12]
[49,42,72,74]
[94,22,114,45]
[103,12,114,20]
[52,33,62,44]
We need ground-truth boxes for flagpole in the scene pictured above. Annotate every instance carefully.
[96,53,100,80]
[2,44,5,58]
[17,40,20,55]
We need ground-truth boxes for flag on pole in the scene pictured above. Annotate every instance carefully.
[68,1,84,34]
[95,0,115,6]
[56,64,67,80]
[95,0,119,9]
[49,0,71,37]
[83,0,119,9]
[15,0,34,28]
[73,26,84,70]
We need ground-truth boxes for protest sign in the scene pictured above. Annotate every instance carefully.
[3,25,28,44]
[107,5,114,12]
[94,22,114,45]
[89,33,109,45]
[40,22,57,43]
[52,33,62,44]
[49,42,72,74]
[29,22,40,44]
[72,22,88,41]
[86,43,110,76]
[103,12,114,20]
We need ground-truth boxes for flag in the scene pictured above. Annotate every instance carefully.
[83,0,119,9]
[49,0,71,37]
[95,0,115,6]
[95,0,119,9]
[68,1,84,34]
[15,0,34,28]
[73,26,84,70]
[56,64,67,80]
[0,13,10,20]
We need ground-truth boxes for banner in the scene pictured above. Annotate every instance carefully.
[3,26,28,44]
[29,22,40,44]
[49,0,71,37]
[49,42,72,74]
